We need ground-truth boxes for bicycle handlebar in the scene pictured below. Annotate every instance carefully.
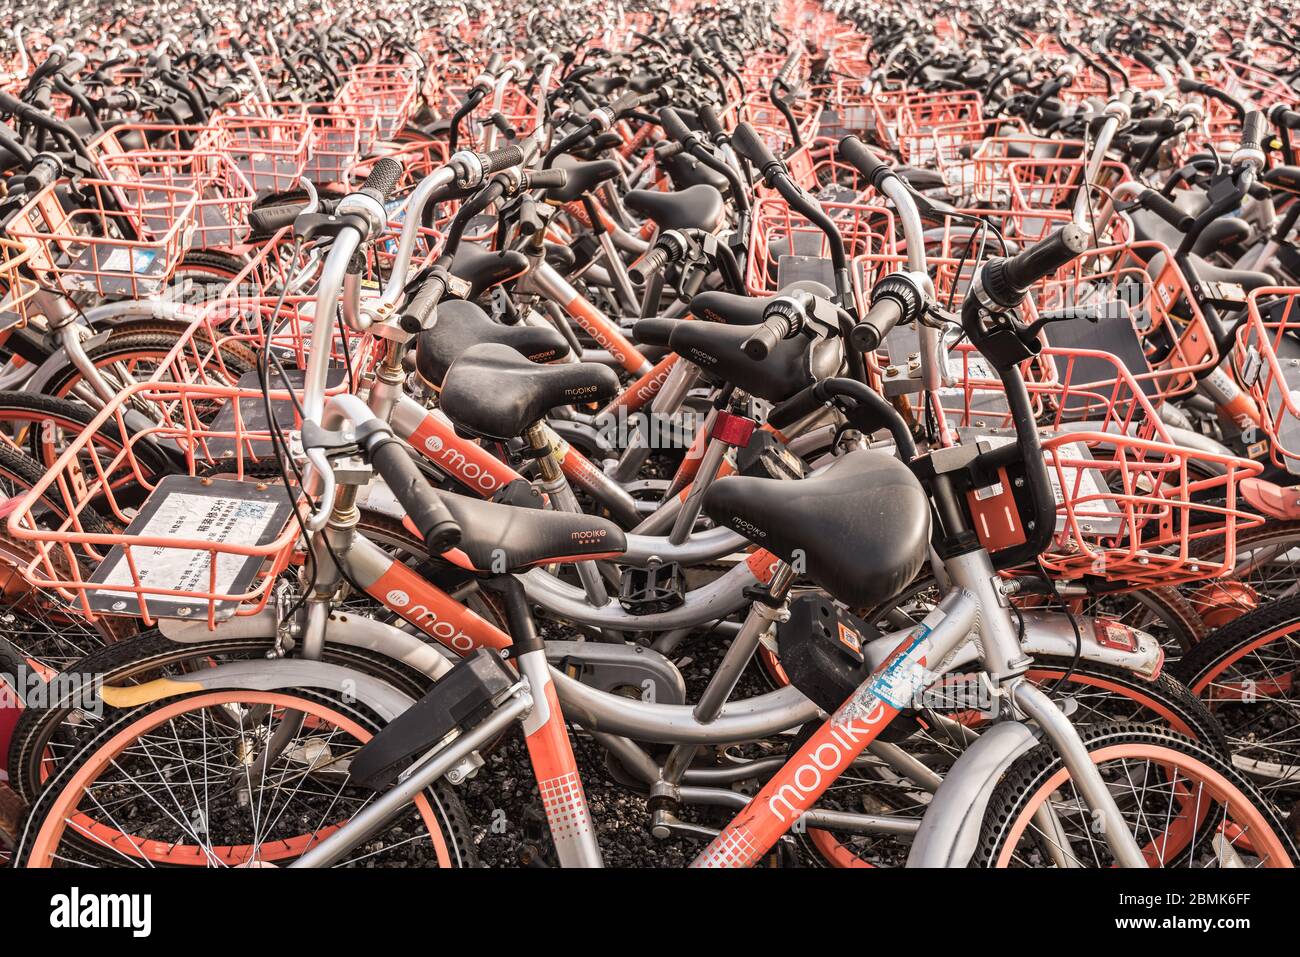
[1137,188,1193,231]
[741,297,799,359]
[358,156,404,205]
[838,135,894,190]
[729,121,781,178]
[367,433,463,553]
[981,223,1088,308]
[848,296,904,353]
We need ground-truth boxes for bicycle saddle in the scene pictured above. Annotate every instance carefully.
[661,153,732,194]
[688,282,836,326]
[448,243,530,300]
[703,449,931,609]
[414,300,569,389]
[545,155,621,204]
[431,487,627,570]
[688,290,770,325]
[584,74,627,96]
[440,342,621,439]
[625,184,725,232]
[633,315,839,402]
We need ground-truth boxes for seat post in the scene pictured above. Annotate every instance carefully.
[523,419,613,613]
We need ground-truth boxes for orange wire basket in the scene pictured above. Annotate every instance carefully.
[1234,287,1300,473]
[0,236,41,326]
[893,89,983,163]
[746,193,895,296]
[7,178,197,298]
[1006,157,1134,243]
[99,148,256,250]
[6,379,302,628]
[214,103,311,192]
[304,109,367,186]
[899,115,1024,175]
[941,346,1263,586]
[88,122,227,175]
[339,65,418,146]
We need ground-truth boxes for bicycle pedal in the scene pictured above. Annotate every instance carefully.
[618,562,686,615]
[350,648,517,791]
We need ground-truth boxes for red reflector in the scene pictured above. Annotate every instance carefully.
[711,411,757,446]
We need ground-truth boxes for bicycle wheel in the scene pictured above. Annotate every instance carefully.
[42,331,258,409]
[1172,594,1300,810]
[973,724,1297,867]
[1180,520,1300,622]
[798,661,1225,867]
[0,782,20,867]
[16,685,477,868]
[6,628,435,805]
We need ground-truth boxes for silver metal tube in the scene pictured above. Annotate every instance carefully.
[553,669,820,744]
[290,689,533,868]
[522,554,755,631]
[1011,681,1148,867]
[668,437,728,545]
[380,167,458,304]
[57,324,120,403]
[305,228,363,422]
[621,526,747,566]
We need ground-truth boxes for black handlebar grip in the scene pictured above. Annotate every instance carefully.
[518,196,544,236]
[1133,116,1176,135]
[659,107,694,145]
[1139,189,1193,231]
[399,275,445,334]
[767,383,826,431]
[368,436,462,553]
[699,104,726,141]
[359,156,404,204]
[628,245,673,285]
[986,224,1088,307]
[481,143,525,175]
[248,202,307,235]
[741,312,792,360]
[1241,110,1266,154]
[838,135,893,189]
[849,297,904,353]
[776,47,801,87]
[1177,77,1244,119]
[524,168,567,190]
[730,122,781,176]
[1270,103,1300,131]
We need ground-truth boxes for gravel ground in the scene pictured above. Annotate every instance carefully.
[460,626,811,868]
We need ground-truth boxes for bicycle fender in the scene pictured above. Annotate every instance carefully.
[160,611,456,681]
[906,721,1039,867]
[99,659,416,723]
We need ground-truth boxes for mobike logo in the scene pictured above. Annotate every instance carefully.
[527,348,559,362]
[687,347,717,366]
[729,516,767,539]
[385,589,476,651]
[422,433,502,493]
[765,696,889,823]
[571,306,628,362]
[570,527,608,542]
[633,365,673,404]
[565,384,601,398]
